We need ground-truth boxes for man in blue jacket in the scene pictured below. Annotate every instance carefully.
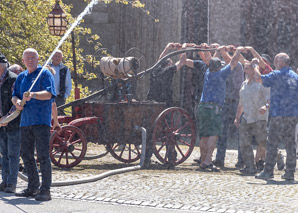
[255,53,298,180]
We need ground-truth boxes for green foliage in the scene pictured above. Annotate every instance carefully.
[0,0,99,101]
[0,0,153,103]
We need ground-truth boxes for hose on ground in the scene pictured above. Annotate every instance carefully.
[18,126,147,186]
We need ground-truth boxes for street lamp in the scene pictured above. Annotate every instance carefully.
[47,0,80,100]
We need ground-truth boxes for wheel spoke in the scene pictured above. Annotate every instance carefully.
[163,117,170,129]
[175,143,185,157]
[170,112,175,128]
[174,113,182,129]
[55,135,64,144]
[175,121,190,133]
[128,144,131,160]
[179,138,191,147]
[165,146,169,161]
[70,151,78,160]
[112,143,120,151]
[157,141,166,153]
[179,133,192,137]
[67,131,76,143]
[134,144,141,155]
[65,152,69,165]
[57,151,65,164]
[74,147,82,151]
[52,150,58,156]
[119,144,126,158]
[70,139,82,145]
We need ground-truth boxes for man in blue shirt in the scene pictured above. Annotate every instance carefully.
[255,53,298,180]
[12,48,56,201]
[184,46,244,170]
[49,50,72,111]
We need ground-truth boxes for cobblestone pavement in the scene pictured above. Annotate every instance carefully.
[15,147,298,213]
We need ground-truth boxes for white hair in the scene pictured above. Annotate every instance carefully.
[55,49,63,57]
[22,48,39,58]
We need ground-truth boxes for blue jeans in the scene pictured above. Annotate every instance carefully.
[215,100,243,163]
[20,125,52,191]
[0,129,21,185]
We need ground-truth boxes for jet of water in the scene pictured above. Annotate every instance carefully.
[29,0,99,92]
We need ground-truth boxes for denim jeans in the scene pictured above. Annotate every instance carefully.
[0,129,21,185]
[20,125,52,191]
[215,100,243,163]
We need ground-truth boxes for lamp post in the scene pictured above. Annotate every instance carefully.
[47,0,80,99]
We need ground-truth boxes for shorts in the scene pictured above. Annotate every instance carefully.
[239,119,268,147]
[197,103,222,137]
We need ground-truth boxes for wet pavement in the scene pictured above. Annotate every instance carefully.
[4,147,298,213]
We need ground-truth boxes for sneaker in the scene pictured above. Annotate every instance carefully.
[240,166,257,175]
[256,160,265,172]
[235,161,245,169]
[35,190,51,201]
[4,184,16,193]
[255,171,274,180]
[276,152,285,171]
[212,159,224,168]
[0,182,7,191]
[15,188,39,197]
[281,172,294,181]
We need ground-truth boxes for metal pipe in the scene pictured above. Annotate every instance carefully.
[134,125,147,168]
[18,126,147,186]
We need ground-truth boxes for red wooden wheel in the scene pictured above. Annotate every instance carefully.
[106,142,141,163]
[152,107,196,166]
[50,125,87,168]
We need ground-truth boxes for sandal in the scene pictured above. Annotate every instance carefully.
[199,163,213,170]
[199,163,220,172]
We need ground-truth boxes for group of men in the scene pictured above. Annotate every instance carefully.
[0,48,71,201]
[1,42,297,203]
[148,42,298,180]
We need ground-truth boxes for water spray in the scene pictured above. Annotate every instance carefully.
[0,0,99,125]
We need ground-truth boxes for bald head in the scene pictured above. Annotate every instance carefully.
[274,53,290,70]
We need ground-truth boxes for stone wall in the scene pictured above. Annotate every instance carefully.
[209,0,242,46]
[64,0,183,102]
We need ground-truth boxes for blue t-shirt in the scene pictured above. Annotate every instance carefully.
[200,64,232,106]
[261,67,298,117]
[12,65,56,127]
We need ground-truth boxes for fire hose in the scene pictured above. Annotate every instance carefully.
[18,125,147,186]
[57,47,216,111]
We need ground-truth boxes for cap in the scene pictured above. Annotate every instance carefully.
[0,52,8,64]
[261,54,272,65]
[209,57,225,72]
